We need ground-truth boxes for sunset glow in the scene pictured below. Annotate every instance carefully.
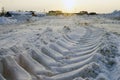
[62,0,76,12]
[0,0,120,13]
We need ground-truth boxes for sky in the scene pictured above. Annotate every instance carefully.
[0,0,120,13]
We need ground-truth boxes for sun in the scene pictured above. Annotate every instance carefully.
[62,0,76,13]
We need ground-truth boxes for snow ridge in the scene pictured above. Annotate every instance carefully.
[0,25,119,80]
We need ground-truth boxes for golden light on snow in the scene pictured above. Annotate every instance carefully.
[62,0,76,12]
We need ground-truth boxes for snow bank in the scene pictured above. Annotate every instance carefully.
[9,11,31,15]
[110,10,120,18]
[0,16,44,25]
[103,10,120,20]
[0,17,17,24]
[0,11,46,25]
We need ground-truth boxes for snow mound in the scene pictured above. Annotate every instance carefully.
[104,10,120,20]
[0,17,17,24]
[0,11,46,25]
[110,10,120,18]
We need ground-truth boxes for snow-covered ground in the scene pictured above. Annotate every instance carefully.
[0,15,120,80]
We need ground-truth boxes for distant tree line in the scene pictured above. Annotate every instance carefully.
[47,10,97,16]
[47,10,75,16]
[47,10,63,15]
[0,7,97,17]
[0,7,6,16]
[76,11,97,15]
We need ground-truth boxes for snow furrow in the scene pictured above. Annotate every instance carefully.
[0,17,114,80]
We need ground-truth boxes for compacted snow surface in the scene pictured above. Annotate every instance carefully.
[0,15,120,80]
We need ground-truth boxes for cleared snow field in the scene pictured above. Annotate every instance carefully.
[0,15,120,80]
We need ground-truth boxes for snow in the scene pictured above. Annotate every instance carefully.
[9,11,31,15]
[0,17,17,24]
[0,11,46,25]
[0,13,120,80]
[101,10,120,20]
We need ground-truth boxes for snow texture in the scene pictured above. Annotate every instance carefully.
[0,12,120,80]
